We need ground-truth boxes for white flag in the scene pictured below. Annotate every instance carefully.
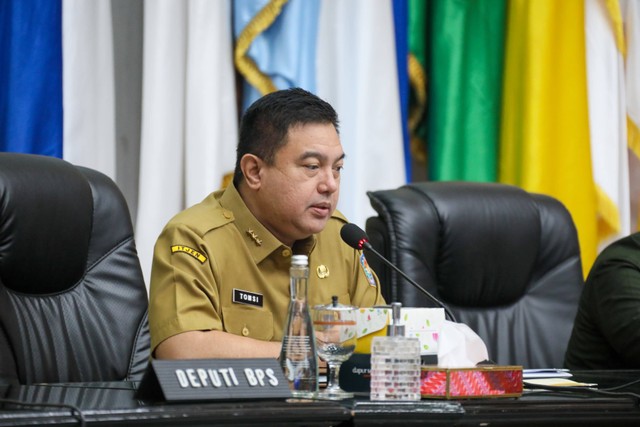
[316,0,406,229]
[585,0,631,248]
[62,0,116,179]
[137,0,238,286]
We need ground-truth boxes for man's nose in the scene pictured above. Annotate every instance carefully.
[319,168,339,193]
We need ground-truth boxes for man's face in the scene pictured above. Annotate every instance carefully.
[255,123,344,247]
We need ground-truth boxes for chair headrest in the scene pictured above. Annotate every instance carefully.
[0,154,92,294]
[369,182,542,307]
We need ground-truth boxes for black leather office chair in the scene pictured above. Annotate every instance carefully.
[0,153,150,384]
[365,181,584,368]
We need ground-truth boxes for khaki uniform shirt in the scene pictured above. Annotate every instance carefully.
[149,184,385,352]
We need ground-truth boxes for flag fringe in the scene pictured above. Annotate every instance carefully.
[234,0,288,95]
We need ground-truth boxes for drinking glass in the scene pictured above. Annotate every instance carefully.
[312,296,358,400]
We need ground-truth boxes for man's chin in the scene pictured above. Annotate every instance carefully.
[301,218,330,236]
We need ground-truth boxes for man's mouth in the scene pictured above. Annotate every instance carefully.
[310,202,331,215]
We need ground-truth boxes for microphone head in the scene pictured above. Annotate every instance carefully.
[340,223,369,250]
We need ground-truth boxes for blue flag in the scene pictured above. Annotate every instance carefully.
[1,0,63,156]
[233,0,320,112]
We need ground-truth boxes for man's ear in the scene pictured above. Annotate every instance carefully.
[240,154,263,189]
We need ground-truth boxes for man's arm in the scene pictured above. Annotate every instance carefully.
[154,330,282,359]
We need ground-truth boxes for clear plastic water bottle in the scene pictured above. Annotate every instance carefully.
[279,255,318,398]
[370,302,421,401]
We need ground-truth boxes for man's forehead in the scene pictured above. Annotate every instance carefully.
[279,124,343,156]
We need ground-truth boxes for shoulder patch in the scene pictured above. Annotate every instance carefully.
[171,245,207,263]
[360,252,377,287]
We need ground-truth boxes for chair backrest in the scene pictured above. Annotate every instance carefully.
[0,153,150,384]
[365,181,583,368]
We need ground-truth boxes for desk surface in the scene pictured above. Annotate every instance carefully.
[1,371,640,426]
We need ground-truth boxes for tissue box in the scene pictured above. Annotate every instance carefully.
[340,308,389,392]
[420,365,523,399]
[353,307,444,356]
[353,307,390,354]
[402,307,444,362]
[341,307,445,392]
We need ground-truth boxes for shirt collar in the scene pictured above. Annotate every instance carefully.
[219,183,316,264]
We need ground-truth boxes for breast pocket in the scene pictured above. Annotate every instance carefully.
[222,306,274,341]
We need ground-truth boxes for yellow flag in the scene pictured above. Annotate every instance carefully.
[500,0,597,277]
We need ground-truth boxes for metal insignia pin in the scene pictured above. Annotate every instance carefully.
[316,265,330,279]
[246,229,262,246]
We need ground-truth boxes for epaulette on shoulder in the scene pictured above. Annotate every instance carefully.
[200,207,235,236]
[173,201,235,237]
[208,208,235,230]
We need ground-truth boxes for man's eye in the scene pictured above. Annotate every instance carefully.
[305,164,320,170]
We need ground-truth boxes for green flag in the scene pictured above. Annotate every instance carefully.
[408,0,428,164]
[425,0,506,181]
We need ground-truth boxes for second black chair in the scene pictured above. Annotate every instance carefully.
[365,181,584,369]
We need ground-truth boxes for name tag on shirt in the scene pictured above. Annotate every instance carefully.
[233,288,263,307]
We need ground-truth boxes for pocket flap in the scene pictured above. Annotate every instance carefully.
[222,306,274,341]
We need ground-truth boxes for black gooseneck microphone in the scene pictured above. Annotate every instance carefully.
[340,223,457,323]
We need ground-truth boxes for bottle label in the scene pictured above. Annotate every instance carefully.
[280,335,317,394]
[282,335,314,357]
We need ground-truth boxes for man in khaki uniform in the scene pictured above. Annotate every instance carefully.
[149,88,385,359]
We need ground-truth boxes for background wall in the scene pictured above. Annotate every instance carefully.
[2,0,639,286]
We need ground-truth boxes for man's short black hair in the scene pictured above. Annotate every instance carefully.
[233,87,339,186]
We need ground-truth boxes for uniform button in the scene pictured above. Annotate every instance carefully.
[281,248,292,257]
[242,327,250,337]
[223,210,232,219]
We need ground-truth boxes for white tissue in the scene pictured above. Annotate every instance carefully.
[437,320,489,368]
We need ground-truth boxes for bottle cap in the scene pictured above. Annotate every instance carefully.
[291,254,308,266]
[388,302,405,337]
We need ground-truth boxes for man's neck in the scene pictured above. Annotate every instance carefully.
[236,181,295,248]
